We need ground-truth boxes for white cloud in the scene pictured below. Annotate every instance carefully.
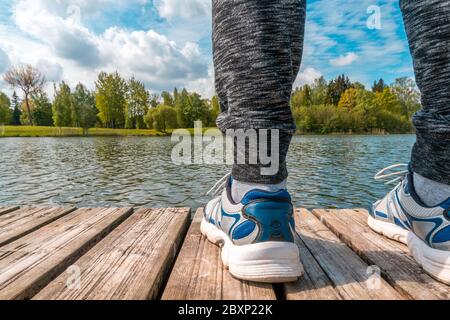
[100,28,208,89]
[156,0,210,21]
[185,63,214,98]
[36,59,63,83]
[294,67,322,88]
[330,52,359,67]
[302,0,412,86]
[2,0,212,96]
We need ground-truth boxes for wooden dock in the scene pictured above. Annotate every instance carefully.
[0,205,449,300]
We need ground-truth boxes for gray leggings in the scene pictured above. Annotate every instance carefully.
[213,0,450,185]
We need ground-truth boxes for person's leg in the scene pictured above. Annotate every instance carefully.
[369,0,450,284]
[202,0,306,283]
[401,0,450,204]
[213,0,306,192]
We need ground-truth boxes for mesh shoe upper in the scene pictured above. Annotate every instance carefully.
[372,172,450,250]
[204,178,295,246]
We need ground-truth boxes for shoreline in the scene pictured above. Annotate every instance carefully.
[0,126,415,138]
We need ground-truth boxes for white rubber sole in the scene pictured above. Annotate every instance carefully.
[200,219,304,283]
[368,216,409,245]
[408,233,450,285]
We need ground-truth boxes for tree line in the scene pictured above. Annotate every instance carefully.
[290,75,421,134]
[0,64,421,134]
[0,65,220,133]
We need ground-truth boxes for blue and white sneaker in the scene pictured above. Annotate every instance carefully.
[201,174,304,283]
[369,164,450,284]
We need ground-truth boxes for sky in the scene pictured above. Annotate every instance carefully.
[0,0,415,99]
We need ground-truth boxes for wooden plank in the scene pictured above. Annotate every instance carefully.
[34,208,191,300]
[0,207,76,247]
[162,209,276,300]
[313,209,450,300]
[295,209,403,300]
[0,207,20,217]
[284,232,342,300]
[0,207,133,300]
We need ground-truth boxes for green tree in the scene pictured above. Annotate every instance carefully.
[372,78,387,93]
[52,81,73,127]
[352,82,366,90]
[0,92,12,125]
[125,78,149,129]
[145,105,178,133]
[175,88,189,127]
[210,95,220,124]
[310,76,328,105]
[32,91,53,126]
[95,72,127,128]
[149,94,159,108]
[291,84,312,108]
[73,83,98,133]
[11,91,21,125]
[374,87,401,113]
[161,91,174,107]
[353,90,378,130]
[20,99,34,125]
[173,88,179,106]
[391,77,421,117]
[184,92,208,127]
[327,74,352,105]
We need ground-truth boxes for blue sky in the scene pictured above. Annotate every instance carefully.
[0,0,415,98]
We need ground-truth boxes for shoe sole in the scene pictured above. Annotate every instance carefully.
[367,215,409,245]
[200,219,304,283]
[408,232,450,285]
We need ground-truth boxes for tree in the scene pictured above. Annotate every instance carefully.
[338,88,359,110]
[52,81,73,127]
[149,94,159,108]
[210,95,221,124]
[95,72,127,128]
[372,78,387,93]
[353,90,378,130]
[11,91,21,125]
[145,105,178,133]
[3,65,46,125]
[391,77,421,117]
[374,87,401,113]
[0,92,12,125]
[175,88,189,127]
[125,78,149,129]
[326,74,352,105]
[310,76,328,105]
[184,92,208,127]
[72,83,98,133]
[32,91,53,126]
[352,82,366,90]
[291,85,312,108]
[161,91,174,107]
[173,88,179,106]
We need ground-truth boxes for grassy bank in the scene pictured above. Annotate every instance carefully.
[0,126,171,137]
[0,126,220,137]
[0,125,414,138]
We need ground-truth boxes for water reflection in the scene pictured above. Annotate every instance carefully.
[0,135,415,209]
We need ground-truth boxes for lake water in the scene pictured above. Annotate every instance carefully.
[0,135,415,210]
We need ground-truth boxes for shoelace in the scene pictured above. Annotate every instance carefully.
[374,163,409,185]
[206,173,231,197]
